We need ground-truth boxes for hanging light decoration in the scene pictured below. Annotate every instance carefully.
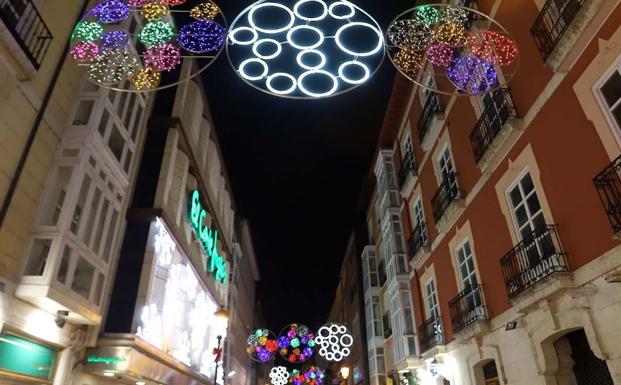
[447,55,497,94]
[144,43,182,71]
[142,2,170,21]
[163,0,187,5]
[443,5,468,26]
[415,5,441,26]
[246,329,278,363]
[426,44,454,67]
[131,66,162,90]
[70,42,101,62]
[139,20,175,47]
[128,0,150,6]
[72,21,104,42]
[95,0,130,23]
[102,30,129,49]
[393,49,423,74]
[190,1,220,20]
[88,48,141,86]
[433,21,468,46]
[387,20,433,51]
[468,31,519,66]
[178,20,226,53]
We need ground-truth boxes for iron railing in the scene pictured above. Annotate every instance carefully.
[383,312,392,338]
[398,148,418,189]
[448,283,487,333]
[594,155,621,234]
[0,0,53,69]
[469,88,517,163]
[431,172,463,224]
[500,224,568,299]
[418,92,443,143]
[408,222,429,261]
[531,0,585,62]
[418,315,444,353]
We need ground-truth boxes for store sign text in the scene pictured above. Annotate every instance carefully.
[189,190,227,283]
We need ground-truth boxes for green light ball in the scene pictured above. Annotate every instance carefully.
[138,20,174,48]
[72,21,104,42]
[415,5,441,26]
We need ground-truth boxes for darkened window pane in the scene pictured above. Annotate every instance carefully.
[73,100,94,125]
[25,239,52,276]
[601,71,621,107]
[108,124,124,161]
[56,246,72,284]
[71,257,95,299]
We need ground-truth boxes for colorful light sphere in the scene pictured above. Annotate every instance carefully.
[277,323,315,363]
[415,5,441,26]
[447,55,497,94]
[433,21,468,46]
[70,42,101,62]
[163,0,187,5]
[270,366,290,385]
[443,5,469,26]
[190,1,220,20]
[131,66,162,90]
[246,328,278,363]
[314,323,353,362]
[95,0,130,23]
[88,48,141,86]
[468,31,519,66]
[128,0,150,6]
[303,367,326,385]
[144,43,181,71]
[139,20,175,47]
[179,20,226,53]
[227,0,385,99]
[393,49,423,74]
[426,44,454,67]
[72,21,104,42]
[142,2,170,21]
[102,30,130,49]
[387,20,433,51]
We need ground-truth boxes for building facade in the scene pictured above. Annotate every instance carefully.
[364,1,621,385]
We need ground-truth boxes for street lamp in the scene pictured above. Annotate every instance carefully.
[213,307,230,385]
[340,367,350,385]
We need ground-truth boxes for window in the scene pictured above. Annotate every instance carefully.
[73,100,95,125]
[71,256,95,299]
[366,296,383,338]
[420,75,435,105]
[508,172,546,239]
[39,166,72,226]
[70,175,91,234]
[455,240,482,309]
[425,279,440,319]
[24,239,52,276]
[413,198,428,244]
[438,146,455,181]
[599,63,621,131]
[402,134,413,155]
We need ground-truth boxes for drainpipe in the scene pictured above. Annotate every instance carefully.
[0,0,90,228]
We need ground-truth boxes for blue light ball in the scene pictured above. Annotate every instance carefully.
[178,20,226,53]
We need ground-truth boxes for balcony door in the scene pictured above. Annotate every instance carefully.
[437,146,457,193]
[413,198,428,245]
[424,279,441,343]
[455,240,482,314]
[0,0,30,28]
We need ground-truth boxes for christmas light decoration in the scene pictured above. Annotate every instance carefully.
[72,21,104,42]
[164,0,187,5]
[426,44,454,67]
[287,25,324,50]
[253,39,282,60]
[314,323,353,362]
[387,19,433,51]
[70,42,101,62]
[393,49,423,74]
[142,2,169,21]
[88,48,141,86]
[433,21,468,46]
[303,367,326,385]
[270,366,290,385]
[128,0,150,6]
[266,73,297,95]
[338,61,370,85]
[277,324,315,363]
[294,0,328,21]
[443,5,468,26]
[328,1,355,19]
[178,20,226,53]
[131,66,161,90]
[144,43,181,71]
[447,55,497,94]
[468,31,518,66]
[247,329,278,363]
[102,30,129,49]
[139,20,175,47]
[95,0,129,23]
[415,5,441,26]
[190,1,220,20]
[296,49,326,70]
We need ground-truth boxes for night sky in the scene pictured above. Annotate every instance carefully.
[202,0,413,331]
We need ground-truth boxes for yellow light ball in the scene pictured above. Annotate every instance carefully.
[142,2,169,21]
[433,21,468,46]
[190,1,220,20]
[131,66,161,90]
[393,49,423,74]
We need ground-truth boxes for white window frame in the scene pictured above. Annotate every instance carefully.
[454,239,478,290]
[593,54,621,149]
[505,169,546,241]
[412,197,428,245]
[436,144,456,186]
[424,278,440,320]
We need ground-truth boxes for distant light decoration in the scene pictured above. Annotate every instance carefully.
[387,3,519,96]
[178,20,226,53]
[164,0,187,5]
[88,48,141,85]
[226,0,385,99]
[128,0,150,6]
[132,66,161,90]
[142,2,170,21]
[447,56,497,94]
[468,31,518,66]
[70,42,101,62]
[315,323,353,362]
[277,324,315,363]
[72,21,104,42]
[144,43,181,71]
[246,329,278,363]
[190,1,220,20]
[270,366,290,385]
[102,30,129,49]
[95,0,129,23]
[139,20,175,47]
[304,367,326,385]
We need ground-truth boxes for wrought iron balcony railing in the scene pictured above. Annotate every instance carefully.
[418,92,443,143]
[408,222,429,261]
[431,172,463,224]
[0,0,53,69]
[383,312,392,338]
[594,155,621,234]
[500,224,568,299]
[418,315,444,353]
[531,0,585,62]
[469,88,517,163]
[448,283,487,333]
[398,148,418,189]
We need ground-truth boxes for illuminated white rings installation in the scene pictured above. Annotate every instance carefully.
[335,22,383,57]
[296,49,326,70]
[229,27,259,45]
[239,58,269,80]
[298,70,338,98]
[338,61,369,84]
[253,38,282,59]
[314,323,353,362]
[266,72,297,95]
[270,366,290,385]
[248,2,295,33]
[294,0,328,21]
[286,25,324,50]
[328,1,355,19]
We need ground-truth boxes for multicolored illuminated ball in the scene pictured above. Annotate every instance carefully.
[278,324,315,363]
[387,19,433,51]
[70,42,101,62]
[131,66,161,90]
[190,1,220,20]
[72,21,104,42]
[139,20,175,47]
[434,21,468,46]
[142,2,169,21]
[246,328,278,363]
[128,0,150,6]
[88,48,141,86]
[393,49,423,74]
[426,44,454,67]
[447,55,497,94]
[164,0,187,5]
[468,31,519,66]
[178,20,226,53]
[102,30,129,49]
[95,0,129,23]
[415,5,441,26]
[144,44,181,71]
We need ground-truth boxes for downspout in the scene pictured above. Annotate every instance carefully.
[0,0,90,228]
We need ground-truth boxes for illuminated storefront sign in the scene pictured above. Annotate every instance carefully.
[0,333,57,380]
[86,356,126,365]
[188,190,227,283]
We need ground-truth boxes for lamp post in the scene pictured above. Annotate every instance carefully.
[340,366,350,385]
[213,307,230,385]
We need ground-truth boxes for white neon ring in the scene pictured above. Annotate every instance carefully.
[338,61,370,84]
[333,351,343,362]
[296,49,326,70]
[229,27,258,45]
[287,25,325,50]
[252,39,282,60]
[335,21,383,57]
[266,72,297,95]
[328,1,355,19]
[338,325,347,334]
[248,2,295,34]
[329,324,340,333]
[340,333,354,347]
[342,347,351,357]
[298,70,338,98]
[239,58,269,81]
[318,326,330,337]
[293,0,328,21]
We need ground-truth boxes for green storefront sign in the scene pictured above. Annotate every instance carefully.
[188,190,228,283]
[0,333,57,380]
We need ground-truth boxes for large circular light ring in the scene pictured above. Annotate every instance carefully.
[239,58,269,81]
[335,22,383,57]
[229,26,258,45]
[340,334,353,347]
[338,61,370,84]
[252,38,282,59]
[287,25,325,50]
[328,1,355,19]
[248,2,295,34]
[266,72,297,95]
[298,70,338,98]
[296,49,326,70]
[293,0,328,21]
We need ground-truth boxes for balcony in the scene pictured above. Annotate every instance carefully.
[0,0,53,70]
[469,89,518,169]
[383,312,392,338]
[594,155,621,236]
[500,225,569,300]
[531,0,585,64]
[408,222,429,266]
[398,148,418,194]
[448,284,487,334]
[417,93,444,152]
[418,315,444,353]
[431,172,464,230]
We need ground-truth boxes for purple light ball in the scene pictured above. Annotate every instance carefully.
[178,20,226,53]
[278,336,290,349]
[257,349,272,362]
[95,0,130,23]
[303,347,313,357]
[447,56,497,94]
[102,31,129,49]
